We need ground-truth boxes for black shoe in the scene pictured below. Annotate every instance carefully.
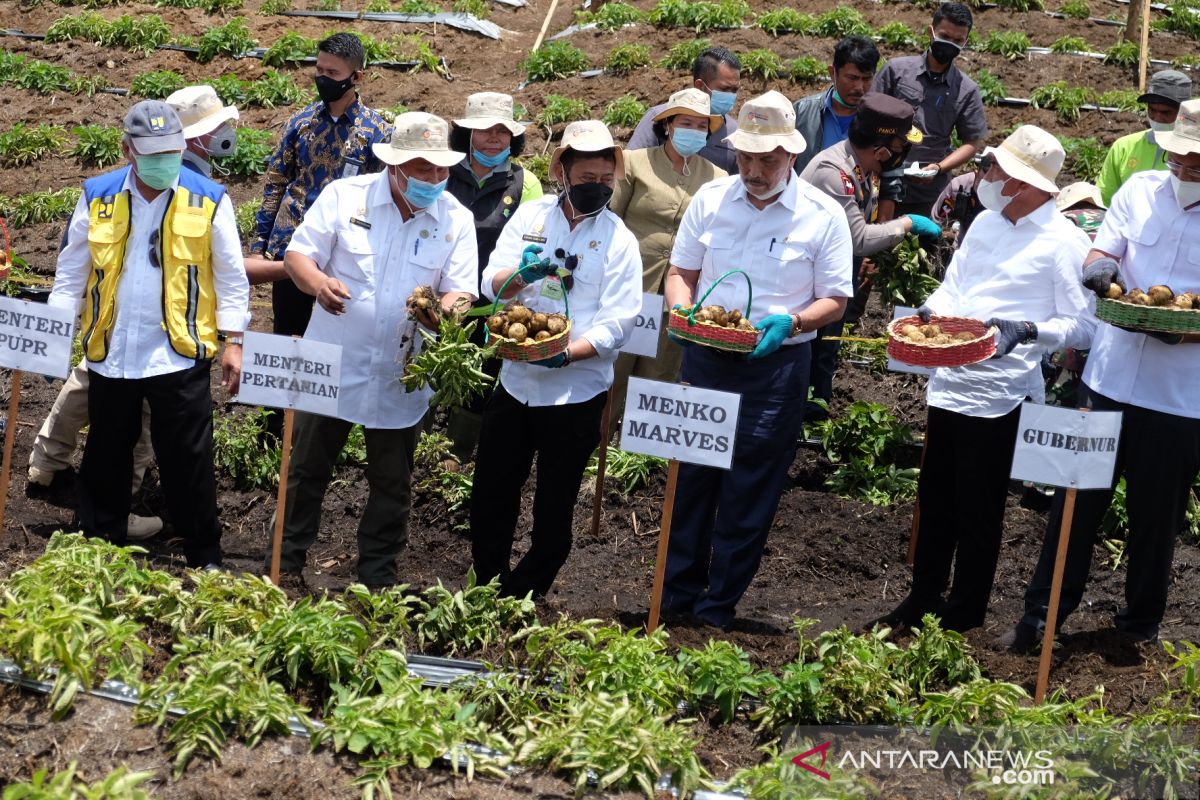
[1113,623,1159,644]
[996,621,1042,654]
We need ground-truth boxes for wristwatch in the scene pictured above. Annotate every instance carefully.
[225,336,244,347]
[790,314,803,337]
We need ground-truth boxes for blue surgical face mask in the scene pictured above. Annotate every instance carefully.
[394,168,448,208]
[707,86,737,116]
[133,152,183,190]
[670,127,708,157]
[472,146,510,168]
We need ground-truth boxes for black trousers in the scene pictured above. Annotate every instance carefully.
[899,404,1022,631]
[1020,385,1200,638]
[470,385,606,599]
[664,342,812,627]
[80,362,221,566]
[272,278,315,337]
[806,258,865,417]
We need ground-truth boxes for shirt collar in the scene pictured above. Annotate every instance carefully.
[321,94,362,123]
[921,53,956,82]
[1009,197,1057,228]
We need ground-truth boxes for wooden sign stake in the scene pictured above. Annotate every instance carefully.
[1138,0,1151,93]
[0,371,21,541]
[1035,485,1077,703]
[268,407,296,585]
[590,389,613,538]
[646,458,680,633]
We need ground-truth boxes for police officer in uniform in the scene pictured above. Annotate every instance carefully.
[800,93,938,415]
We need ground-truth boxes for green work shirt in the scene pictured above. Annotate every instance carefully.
[1096,129,1168,206]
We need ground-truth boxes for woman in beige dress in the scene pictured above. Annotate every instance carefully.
[610,88,727,422]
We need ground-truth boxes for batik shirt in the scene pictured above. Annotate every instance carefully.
[249,96,389,259]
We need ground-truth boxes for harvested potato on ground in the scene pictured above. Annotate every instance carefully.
[1148,285,1174,306]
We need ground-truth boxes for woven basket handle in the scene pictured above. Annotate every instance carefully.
[686,268,753,324]
[485,265,572,344]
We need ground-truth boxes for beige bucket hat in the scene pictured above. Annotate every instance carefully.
[549,120,625,180]
[724,90,806,155]
[454,92,526,136]
[652,87,723,134]
[984,124,1063,194]
[372,112,465,167]
[1055,181,1106,211]
[166,85,239,140]
[1157,98,1200,156]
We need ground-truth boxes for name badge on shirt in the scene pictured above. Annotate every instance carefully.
[541,277,565,301]
[522,233,547,244]
[350,216,372,229]
[341,156,364,179]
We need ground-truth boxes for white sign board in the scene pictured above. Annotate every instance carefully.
[1010,403,1122,490]
[0,296,74,378]
[887,305,932,377]
[237,332,343,418]
[621,377,740,469]
[620,293,663,359]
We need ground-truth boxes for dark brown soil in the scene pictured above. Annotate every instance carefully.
[1,0,1198,795]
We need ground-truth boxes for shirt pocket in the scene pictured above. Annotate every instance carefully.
[169,208,211,267]
[409,239,449,291]
[336,230,375,293]
[699,231,737,275]
[761,238,816,299]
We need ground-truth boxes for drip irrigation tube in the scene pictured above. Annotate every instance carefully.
[277,9,502,39]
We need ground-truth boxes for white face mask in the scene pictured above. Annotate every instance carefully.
[744,169,791,200]
[977,177,1014,214]
[1149,120,1175,133]
[1171,174,1200,209]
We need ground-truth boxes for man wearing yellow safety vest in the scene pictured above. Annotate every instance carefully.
[47,100,250,570]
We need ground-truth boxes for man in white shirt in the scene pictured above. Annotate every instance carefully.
[1006,99,1200,650]
[278,112,477,588]
[48,100,249,569]
[661,91,854,629]
[870,125,1094,634]
[470,120,641,600]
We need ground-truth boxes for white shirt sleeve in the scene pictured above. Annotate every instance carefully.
[923,241,965,316]
[1036,232,1095,351]
[668,190,708,272]
[211,195,251,332]
[1091,181,1131,260]
[437,208,480,299]
[811,208,854,300]
[580,226,643,357]
[285,184,340,269]
[47,194,92,317]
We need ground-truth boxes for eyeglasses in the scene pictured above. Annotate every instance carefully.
[1166,157,1200,181]
[554,248,579,292]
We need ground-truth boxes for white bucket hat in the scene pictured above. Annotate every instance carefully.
[549,120,625,180]
[653,87,723,134]
[166,85,239,140]
[1157,98,1200,156]
[984,125,1063,195]
[724,90,806,155]
[1055,181,1106,211]
[372,112,464,168]
[454,92,526,136]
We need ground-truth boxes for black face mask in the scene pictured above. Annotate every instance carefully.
[881,143,912,172]
[929,39,962,66]
[567,181,613,216]
[314,74,354,105]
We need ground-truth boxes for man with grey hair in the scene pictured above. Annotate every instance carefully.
[47,99,249,569]
[661,90,854,628]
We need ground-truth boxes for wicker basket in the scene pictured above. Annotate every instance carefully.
[0,217,9,281]
[670,269,759,353]
[1095,297,1200,334]
[887,315,997,368]
[486,265,572,362]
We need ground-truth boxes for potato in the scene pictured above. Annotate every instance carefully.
[1105,283,1124,300]
[507,322,528,343]
[506,304,532,324]
[545,315,567,335]
[1148,285,1174,306]
[899,324,920,338]
[954,331,976,341]
[534,330,551,341]
[920,324,941,337]
[486,314,507,334]
[736,318,755,331]
[694,309,714,323]
[727,309,742,325]
[905,329,927,341]
[530,312,549,332]
[1127,290,1151,305]
[1174,293,1196,309]
[704,305,728,326]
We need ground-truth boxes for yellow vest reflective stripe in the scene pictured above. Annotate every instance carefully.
[80,167,222,361]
